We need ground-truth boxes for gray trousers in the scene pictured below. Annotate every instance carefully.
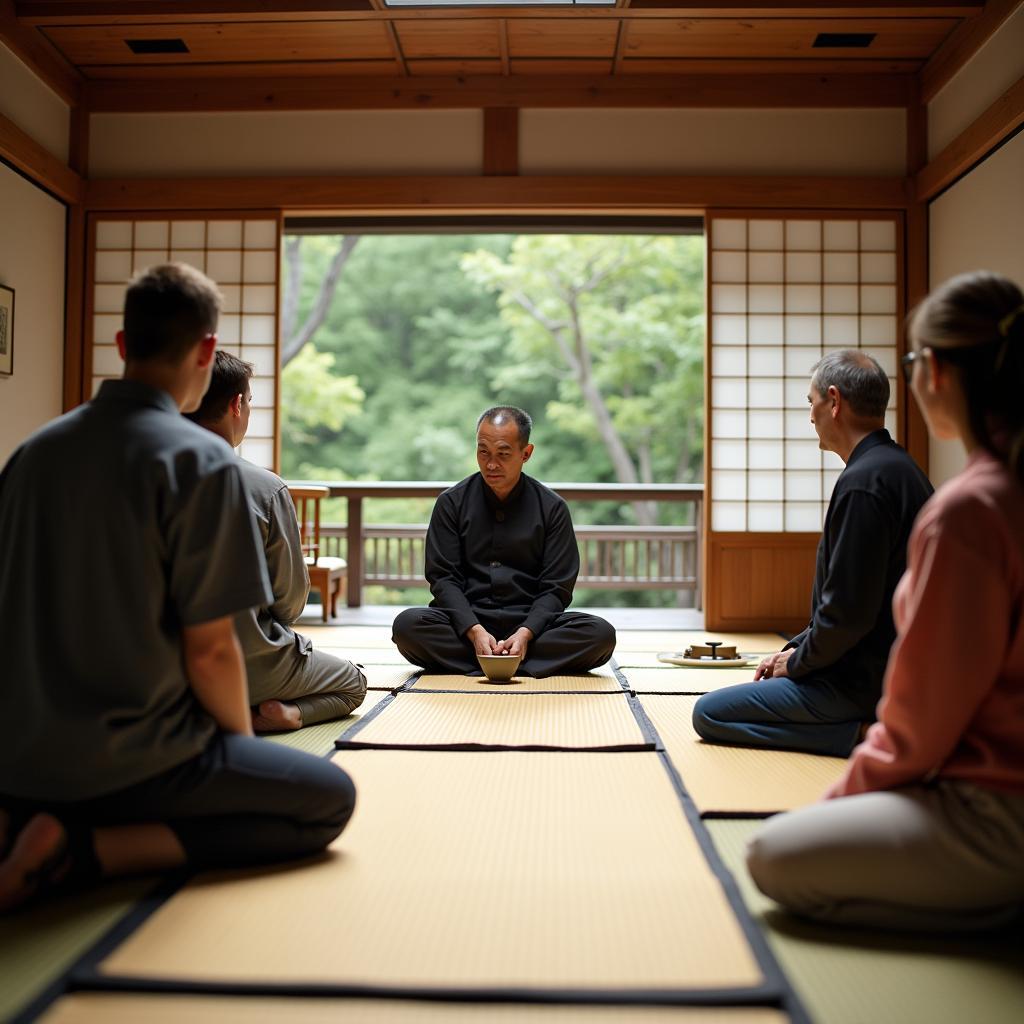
[747,780,1024,931]
[248,647,367,726]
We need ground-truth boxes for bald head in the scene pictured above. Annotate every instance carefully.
[810,350,889,420]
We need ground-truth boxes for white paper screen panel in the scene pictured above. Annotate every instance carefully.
[90,217,280,470]
[709,216,900,533]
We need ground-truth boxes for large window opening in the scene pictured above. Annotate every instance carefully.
[280,219,705,609]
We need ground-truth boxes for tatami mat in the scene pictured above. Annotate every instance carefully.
[621,666,757,694]
[0,880,154,1022]
[408,673,622,693]
[297,626,401,647]
[639,696,846,814]
[266,692,393,755]
[362,665,418,689]
[98,751,764,992]
[613,631,786,652]
[316,646,409,665]
[42,992,789,1023]
[337,692,651,750]
[710,819,1024,1024]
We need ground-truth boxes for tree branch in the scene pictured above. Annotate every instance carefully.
[281,235,302,346]
[281,235,360,366]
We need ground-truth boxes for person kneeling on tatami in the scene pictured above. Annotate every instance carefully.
[693,350,932,757]
[187,350,367,733]
[747,271,1024,931]
[0,265,356,913]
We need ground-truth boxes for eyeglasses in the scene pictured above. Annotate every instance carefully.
[900,350,923,384]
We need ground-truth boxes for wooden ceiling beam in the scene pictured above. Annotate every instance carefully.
[83,173,909,213]
[919,0,1021,103]
[0,107,83,201]
[83,71,914,111]
[916,72,1024,200]
[1,0,81,102]
[13,2,985,27]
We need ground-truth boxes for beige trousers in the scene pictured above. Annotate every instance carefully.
[746,780,1024,931]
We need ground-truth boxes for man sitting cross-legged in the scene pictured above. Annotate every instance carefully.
[693,350,933,757]
[187,350,367,732]
[393,406,616,676]
[0,264,355,914]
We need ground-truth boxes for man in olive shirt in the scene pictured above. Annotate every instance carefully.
[0,265,355,913]
[693,351,933,757]
[187,350,366,731]
[393,406,615,676]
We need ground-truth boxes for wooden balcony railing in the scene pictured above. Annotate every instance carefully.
[294,481,703,609]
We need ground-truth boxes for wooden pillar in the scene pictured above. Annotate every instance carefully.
[483,108,518,176]
[63,104,89,411]
[346,495,363,608]
[903,84,930,475]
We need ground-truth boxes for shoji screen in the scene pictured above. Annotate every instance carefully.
[708,214,901,533]
[88,214,281,470]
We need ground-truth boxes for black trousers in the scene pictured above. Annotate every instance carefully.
[1,734,355,869]
[393,606,616,677]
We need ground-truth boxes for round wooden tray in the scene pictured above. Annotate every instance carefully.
[656,652,750,668]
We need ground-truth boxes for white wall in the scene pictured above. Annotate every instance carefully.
[0,161,67,465]
[928,129,1024,485]
[90,110,483,177]
[90,106,907,179]
[521,108,906,176]
[928,3,1024,159]
[0,42,70,163]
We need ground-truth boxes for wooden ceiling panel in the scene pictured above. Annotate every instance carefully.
[619,57,925,74]
[394,19,502,60]
[510,59,615,76]
[406,59,503,77]
[42,20,394,66]
[623,17,961,59]
[507,19,619,60]
[78,59,400,79]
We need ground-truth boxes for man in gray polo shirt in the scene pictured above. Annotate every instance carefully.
[186,350,367,731]
[0,264,356,913]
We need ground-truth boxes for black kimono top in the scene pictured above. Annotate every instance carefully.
[424,473,579,639]
[785,429,934,699]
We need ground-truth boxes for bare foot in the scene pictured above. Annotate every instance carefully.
[252,700,303,732]
[0,813,67,913]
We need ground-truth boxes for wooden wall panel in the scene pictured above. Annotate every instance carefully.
[507,19,618,59]
[705,533,817,634]
[394,20,501,60]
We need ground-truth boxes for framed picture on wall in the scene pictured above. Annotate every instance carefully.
[0,285,13,376]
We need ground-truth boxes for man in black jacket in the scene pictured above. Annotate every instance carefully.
[693,350,933,756]
[393,406,615,676]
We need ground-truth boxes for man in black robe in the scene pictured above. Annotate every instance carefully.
[393,406,615,676]
[692,350,933,757]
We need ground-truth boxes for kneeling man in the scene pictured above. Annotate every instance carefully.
[188,351,366,731]
[394,406,615,676]
[693,351,932,756]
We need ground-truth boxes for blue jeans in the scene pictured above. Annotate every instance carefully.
[691,675,874,757]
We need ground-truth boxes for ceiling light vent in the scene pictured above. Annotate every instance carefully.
[812,32,876,49]
[126,38,190,55]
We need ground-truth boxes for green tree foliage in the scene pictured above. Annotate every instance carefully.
[280,232,705,606]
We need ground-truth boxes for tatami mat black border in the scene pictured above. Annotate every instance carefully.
[11,872,192,1024]
[405,686,625,695]
[64,974,787,1008]
[335,740,657,752]
[650,748,813,1024]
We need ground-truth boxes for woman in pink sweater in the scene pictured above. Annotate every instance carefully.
[747,270,1024,930]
